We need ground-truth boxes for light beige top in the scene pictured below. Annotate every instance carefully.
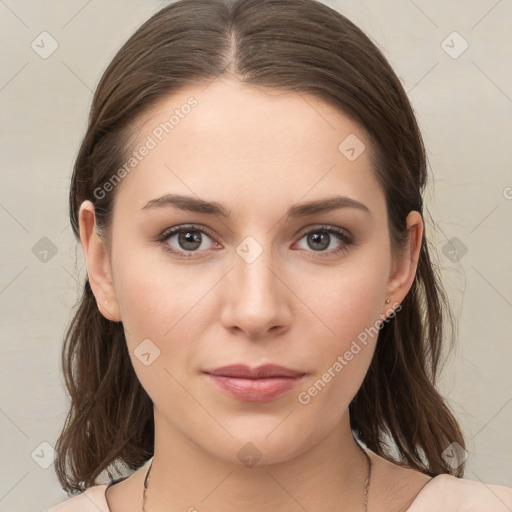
[46,456,512,512]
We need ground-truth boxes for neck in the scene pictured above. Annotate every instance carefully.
[146,407,369,512]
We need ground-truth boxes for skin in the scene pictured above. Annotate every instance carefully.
[79,76,428,511]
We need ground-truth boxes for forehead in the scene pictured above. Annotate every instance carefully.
[132,77,365,162]
[115,77,383,216]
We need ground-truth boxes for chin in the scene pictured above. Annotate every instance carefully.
[203,419,318,468]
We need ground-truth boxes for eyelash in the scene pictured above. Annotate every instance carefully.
[156,224,354,259]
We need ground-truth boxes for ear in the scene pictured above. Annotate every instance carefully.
[78,200,121,322]
[382,210,423,316]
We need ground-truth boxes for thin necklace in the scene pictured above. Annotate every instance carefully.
[142,444,372,511]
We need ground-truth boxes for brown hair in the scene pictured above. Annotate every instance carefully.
[56,0,465,494]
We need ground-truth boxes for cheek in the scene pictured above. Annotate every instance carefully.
[299,258,388,342]
[111,246,218,371]
[112,243,198,331]
[111,248,206,403]
[293,260,388,410]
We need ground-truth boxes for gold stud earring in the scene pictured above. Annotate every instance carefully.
[385,299,390,304]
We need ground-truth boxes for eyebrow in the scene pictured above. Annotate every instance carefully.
[141,194,371,218]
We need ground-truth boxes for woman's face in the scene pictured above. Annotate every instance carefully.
[81,77,421,465]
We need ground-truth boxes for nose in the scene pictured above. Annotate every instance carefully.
[220,246,292,339]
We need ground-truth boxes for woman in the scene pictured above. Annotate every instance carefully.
[47,0,512,510]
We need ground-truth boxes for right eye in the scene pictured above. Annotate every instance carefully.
[157,224,221,258]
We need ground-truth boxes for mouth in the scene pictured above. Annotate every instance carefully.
[202,364,306,402]
[203,364,305,379]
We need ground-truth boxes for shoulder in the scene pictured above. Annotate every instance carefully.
[408,473,512,511]
[45,483,110,512]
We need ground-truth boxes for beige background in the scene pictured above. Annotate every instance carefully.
[0,0,511,510]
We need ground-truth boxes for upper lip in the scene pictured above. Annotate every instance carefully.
[203,364,305,378]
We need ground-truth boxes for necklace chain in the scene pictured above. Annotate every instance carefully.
[142,444,372,511]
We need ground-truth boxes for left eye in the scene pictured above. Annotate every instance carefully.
[293,226,353,257]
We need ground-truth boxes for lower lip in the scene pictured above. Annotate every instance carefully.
[204,373,304,402]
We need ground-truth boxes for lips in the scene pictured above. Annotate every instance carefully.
[202,364,306,402]
[203,364,305,379]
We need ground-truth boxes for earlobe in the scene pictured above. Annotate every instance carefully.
[79,201,121,322]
